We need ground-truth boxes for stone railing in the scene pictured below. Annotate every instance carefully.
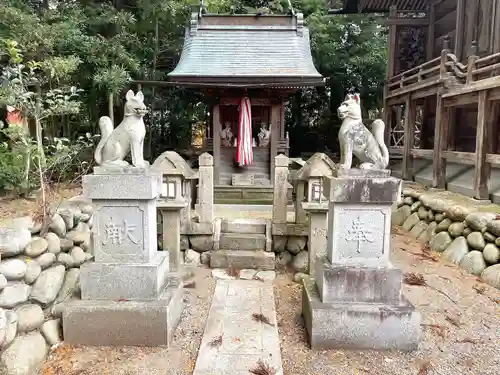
[0,197,94,373]
[392,185,500,290]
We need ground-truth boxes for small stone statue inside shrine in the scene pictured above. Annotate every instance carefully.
[258,122,271,147]
[220,121,234,147]
[337,93,389,170]
[94,90,148,168]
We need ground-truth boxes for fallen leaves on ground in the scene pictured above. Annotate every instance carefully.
[422,324,447,338]
[403,272,426,286]
[417,359,432,375]
[227,264,241,277]
[248,359,277,375]
[472,284,486,294]
[208,335,222,348]
[403,272,456,303]
[252,312,274,327]
[445,315,461,327]
[458,337,484,344]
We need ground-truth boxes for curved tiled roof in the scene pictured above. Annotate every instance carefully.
[168,13,324,87]
[336,0,430,13]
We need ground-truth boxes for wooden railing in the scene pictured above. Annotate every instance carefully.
[392,37,500,199]
[468,50,500,82]
[387,57,441,93]
[277,137,290,156]
[387,37,500,99]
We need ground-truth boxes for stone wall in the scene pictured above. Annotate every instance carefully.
[0,197,94,375]
[392,186,500,290]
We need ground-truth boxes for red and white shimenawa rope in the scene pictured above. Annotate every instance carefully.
[236,96,253,167]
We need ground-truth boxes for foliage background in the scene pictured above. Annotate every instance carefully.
[0,0,388,183]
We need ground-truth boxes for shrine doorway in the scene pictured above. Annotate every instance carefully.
[218,103,272,186]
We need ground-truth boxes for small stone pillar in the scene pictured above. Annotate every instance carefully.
[197,153,214,223]
[62,166,184,347]
[302,202,328,277]
[272,154,289,224]
[302,168,421,351]
[159,201,188,272]
[294,181,307,224]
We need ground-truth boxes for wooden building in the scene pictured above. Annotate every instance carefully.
[167,11,324,203]
[337,0,500,202]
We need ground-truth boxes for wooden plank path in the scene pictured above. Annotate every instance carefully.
[193,279,283,375]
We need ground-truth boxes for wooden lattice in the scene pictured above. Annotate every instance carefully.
[389,106,422,148]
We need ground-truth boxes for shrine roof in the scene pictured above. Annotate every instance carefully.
[294,153,336,181]
[333,0,430,13]
[167,13,324,88]
[152,151,197,179]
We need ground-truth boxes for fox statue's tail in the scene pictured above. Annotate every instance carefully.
[94,116,114,165]
[371,119,389,168]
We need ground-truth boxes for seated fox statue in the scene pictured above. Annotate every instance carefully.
[94,90,148,168]
[337,93,389,170]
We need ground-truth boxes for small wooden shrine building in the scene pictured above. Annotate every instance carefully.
[336,0,500,202]
[167,11,323,201]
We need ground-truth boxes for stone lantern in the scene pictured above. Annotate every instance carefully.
[152,151,197,271]
[294,153,336,275]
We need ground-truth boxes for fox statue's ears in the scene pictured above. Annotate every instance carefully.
[344,93,361,104]
[125,90,145,103]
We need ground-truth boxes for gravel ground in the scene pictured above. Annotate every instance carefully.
[38,265,216,375]
[39,230,500,375]
[276,229,500,375]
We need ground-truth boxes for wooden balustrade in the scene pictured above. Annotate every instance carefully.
[389,37,500,198]
[387,43,500,100]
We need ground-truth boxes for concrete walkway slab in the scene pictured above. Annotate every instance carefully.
[193,279,283,375]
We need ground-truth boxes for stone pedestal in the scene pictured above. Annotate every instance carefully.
[302,168,421,351]
[63,167,184,347]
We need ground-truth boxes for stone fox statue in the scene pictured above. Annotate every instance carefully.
[337,93,389,170]
[94,90,148,167]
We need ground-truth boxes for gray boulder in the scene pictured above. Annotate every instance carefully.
[459,251,487,276]
[0,227,31,257]
[442,236,469,264]
[429,232,452,253]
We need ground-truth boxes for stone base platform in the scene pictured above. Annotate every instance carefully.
[302,278,421,351]
[62,279,183,347]
[80,252,170,300]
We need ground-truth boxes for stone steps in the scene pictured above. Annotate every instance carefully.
[219,233,267,251]
[210,219,274,270]
[221,219,266,234]
[213,185,293,204]
[209,250,275,270]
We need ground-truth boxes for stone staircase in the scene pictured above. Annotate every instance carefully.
[210,218,275,270]
[219,147,271,186]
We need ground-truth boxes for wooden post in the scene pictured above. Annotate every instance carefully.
[270,103,280,184]
[440,36,451,79]
[494,0,500,52]
[426,4,435,60]
[402,95,416,180]
[466,41,479,84]
[473,91,494,200]
[433,93,450,189]
[212,103,221,185]
[465,0,479,51]
[454,0,466,61]
[383,5,398,146]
